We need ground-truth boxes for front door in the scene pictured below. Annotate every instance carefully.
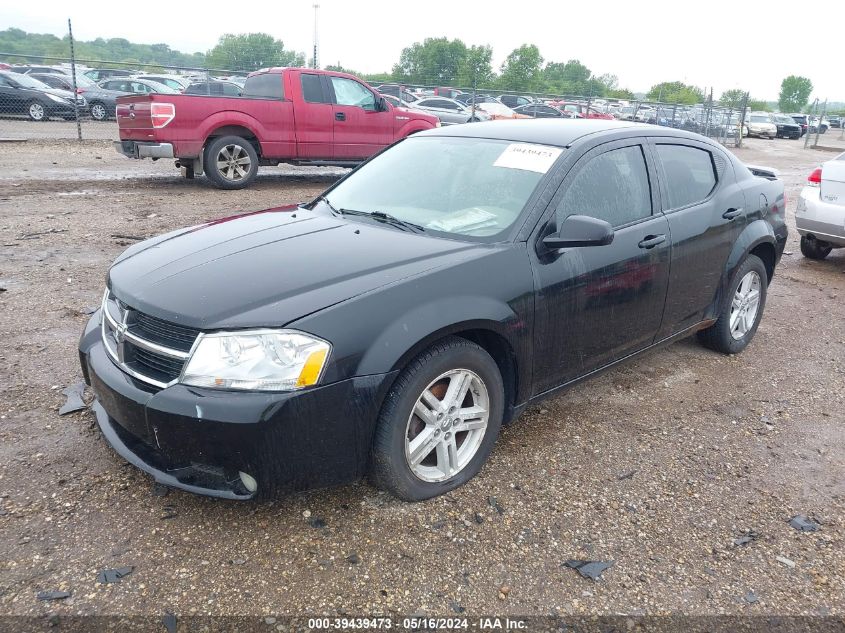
[328,76,392,159]
[530,139,671,394]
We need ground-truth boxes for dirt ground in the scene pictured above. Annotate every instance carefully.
[0,135,843,622]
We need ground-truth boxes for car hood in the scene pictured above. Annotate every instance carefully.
[108,206,483,330]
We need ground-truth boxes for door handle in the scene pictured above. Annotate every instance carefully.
[638,234,666,249]
[722,207,742,220]
[335,112,346,121]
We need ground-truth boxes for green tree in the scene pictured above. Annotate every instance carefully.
[392,37,468,85]
[646,81,704,104]
[747,99,770,111]
[457,44,494,86]
[206,33,304,72]
[607,87,635,100]
[719,89,746,109]
[498,44,543,91]
[778,75,812,113]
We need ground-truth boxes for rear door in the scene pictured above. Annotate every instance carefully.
[293,72,335,159]
[530,138,671,392]
[328,75,392,159]
[821,156,845,207]
[650,138,747,338]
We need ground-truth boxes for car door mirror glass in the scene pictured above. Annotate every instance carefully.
[543,215,614,249]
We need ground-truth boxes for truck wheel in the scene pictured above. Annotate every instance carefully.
[370,336,504,501]
[800,236,831,260]
[204,135,258,190]
[697,254,768,355]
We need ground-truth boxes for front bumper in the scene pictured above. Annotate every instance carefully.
[114,140,175,159]
[79,312,396,499]
[796,186,845,246]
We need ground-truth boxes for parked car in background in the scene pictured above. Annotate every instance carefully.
[10,65,71,75]
[31,72,124,121]
[513,103,572,118]
[81,119,787,501]
[796,152,845,260]
[98,78,179,95]
[500,94,534,109]
[375,84,419,103]
[0,70,86,120]
[552,101,615,120]
[808,116,829,134]
[114,68,439,188]
[84,68,137,82]
[771,114,802,139]
[133,74,191,92]
[433,87,464,99]
[617,105,648,122]
[184,81,242,97]
[411,97,490,125]
[828,116,841,128]
[746,113,777,139]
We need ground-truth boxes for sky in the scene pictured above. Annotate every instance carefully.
[2,0,842,102]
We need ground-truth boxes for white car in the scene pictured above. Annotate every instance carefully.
[746,112,777,139]
[796,152,845,259]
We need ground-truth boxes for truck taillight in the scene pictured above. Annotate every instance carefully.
[807,167,822,186]
[150,102,175,128]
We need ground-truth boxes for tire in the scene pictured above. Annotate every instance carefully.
[90,102,108,121]
[27,101,46,121]
[800,235,831,260]
[203,135,258,190]
[370,336,504,501]
[697,254,768,355]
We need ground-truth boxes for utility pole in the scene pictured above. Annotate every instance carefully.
[67,19,82,141]
[312,4,320,69]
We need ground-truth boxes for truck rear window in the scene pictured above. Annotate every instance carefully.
[243,74,284,100]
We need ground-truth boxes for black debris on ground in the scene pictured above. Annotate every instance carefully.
[564,559,614,581]
[162,612,177,633]
[36,591,71,601]
[96,566,134,584]
[487,496,504,514]
[58,382,86,415]
[788,515,820,532]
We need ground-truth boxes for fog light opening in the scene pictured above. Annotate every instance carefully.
[238,471,258,493]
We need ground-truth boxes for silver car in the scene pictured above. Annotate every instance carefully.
[410,97,490,125]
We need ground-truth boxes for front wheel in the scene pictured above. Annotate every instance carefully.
[800,235,832,260]
[27,101,46,121]
[203,135,259,190]
[90,102,108,121]
[698,254,768,355]
[370,337,504,501]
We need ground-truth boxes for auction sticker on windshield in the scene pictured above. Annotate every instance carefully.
[493,143,562,173]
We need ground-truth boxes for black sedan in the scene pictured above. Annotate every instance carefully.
[79,120,787,501]
[771,114,802,139]
[30,73,125,121]
[513,103,572,118]
[0,70,86,120]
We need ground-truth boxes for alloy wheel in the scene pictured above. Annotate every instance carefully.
[216,144,252,182]
[730,271,762,340]
[91,103,107,121]
[29,103,45,121]
[404,369,490,482]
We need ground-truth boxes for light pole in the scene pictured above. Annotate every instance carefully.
[312,4,320,69]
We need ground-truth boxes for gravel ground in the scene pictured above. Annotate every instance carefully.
[0,137,843,620]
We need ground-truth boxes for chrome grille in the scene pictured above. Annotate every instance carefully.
[101,290,199,389]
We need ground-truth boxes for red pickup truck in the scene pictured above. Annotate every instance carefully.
[114,68,439,189]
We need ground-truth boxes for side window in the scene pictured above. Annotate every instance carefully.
[330,77,375,110]
[243,73,284,99]
[557,145,652,228]
[223,83,240,96]
[655,144,717,209]
[300,73,327,103]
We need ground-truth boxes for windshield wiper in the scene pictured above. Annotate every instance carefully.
[313,195,340,215]
[338,208,426,234]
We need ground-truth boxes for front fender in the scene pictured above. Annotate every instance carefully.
[396,119,437,138]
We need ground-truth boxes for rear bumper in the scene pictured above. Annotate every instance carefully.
[114,140,174,159]
[796,186,845,246]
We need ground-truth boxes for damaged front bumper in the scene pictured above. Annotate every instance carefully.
[79,311,395,499]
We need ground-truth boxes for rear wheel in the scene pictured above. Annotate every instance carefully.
[203,135,258,190]
[370,337,504,501]
[27,101,46,121]
[800,235,832,260]
[90,102,108,121]
[698,254,767,355]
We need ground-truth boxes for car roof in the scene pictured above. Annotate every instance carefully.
[415,118,660,147]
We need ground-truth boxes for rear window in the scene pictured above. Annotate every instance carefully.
[656,144,717,209]
[243,73,284,100]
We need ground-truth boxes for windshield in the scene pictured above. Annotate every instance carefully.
[773,115,793,124]
[7,72,50,89]
[750,115,770,123]
[323,137,560,240]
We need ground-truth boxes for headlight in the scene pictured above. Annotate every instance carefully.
[47,94,69,103]
[181,329,331,391]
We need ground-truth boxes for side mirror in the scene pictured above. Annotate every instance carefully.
[543,215,614,249]
[376,96,388,112]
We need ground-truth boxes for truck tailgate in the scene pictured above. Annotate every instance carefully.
[115,95,155,140]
